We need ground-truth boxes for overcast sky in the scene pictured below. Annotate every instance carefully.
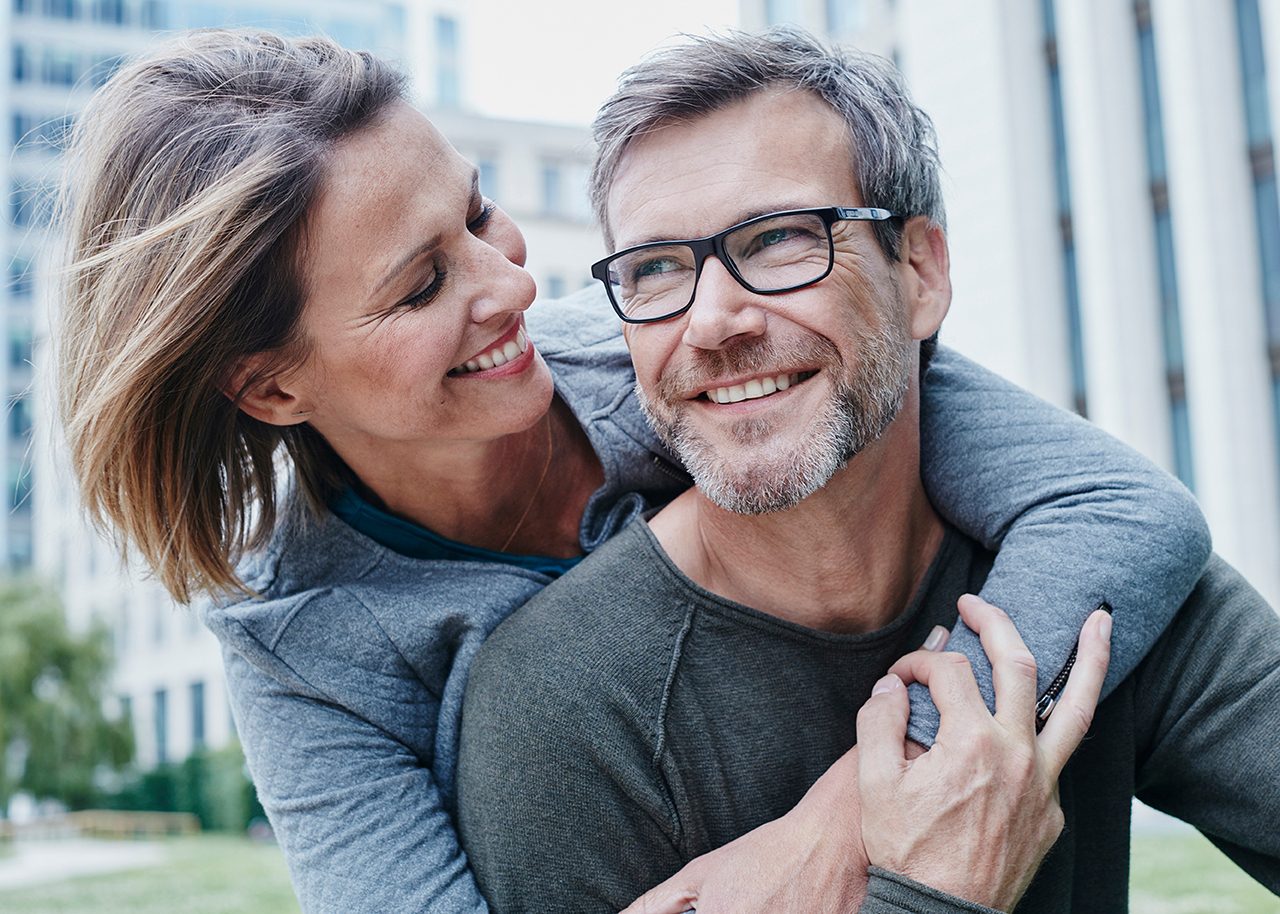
[460,0,740,125]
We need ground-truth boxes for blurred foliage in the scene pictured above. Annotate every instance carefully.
[0,577,133,812]
[100,743,265,832]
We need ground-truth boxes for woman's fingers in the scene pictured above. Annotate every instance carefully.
[856,673,910,785]
[1038,608,1112,776]
[956,594,1039,734]
[888,649,989,738]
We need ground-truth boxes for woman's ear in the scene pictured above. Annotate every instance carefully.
[897,217,952,341]
[224,353,312,427]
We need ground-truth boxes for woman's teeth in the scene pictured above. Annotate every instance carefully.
[705,371,815,404]
[450,329,529,375]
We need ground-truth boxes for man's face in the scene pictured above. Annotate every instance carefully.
[608,88,931,514]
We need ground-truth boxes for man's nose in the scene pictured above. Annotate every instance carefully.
[680,255,767,351]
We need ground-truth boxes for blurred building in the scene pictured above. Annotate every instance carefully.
[742,0,1280,607]
[26,0,598,768]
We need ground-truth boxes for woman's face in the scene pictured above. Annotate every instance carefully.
[287,101,551,465]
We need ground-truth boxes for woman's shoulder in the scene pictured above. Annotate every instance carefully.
[203,491,548,686]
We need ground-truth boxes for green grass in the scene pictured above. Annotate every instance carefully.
[1131,832,1280,913]
[0,831,1274,912]
[0,835,300,914]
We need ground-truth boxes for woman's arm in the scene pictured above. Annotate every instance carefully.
[911,344,1211,745]
[217,630,489,914]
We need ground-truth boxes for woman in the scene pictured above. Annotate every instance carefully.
[57,30,1208,913]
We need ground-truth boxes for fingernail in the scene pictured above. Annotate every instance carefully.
[872,673,902,696]
[922,625,948,652]
[1097,613,1112,642]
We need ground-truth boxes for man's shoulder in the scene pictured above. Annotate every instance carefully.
[1133,552,1279,727]
[1160,552,1275,648]
[469,520,689,703]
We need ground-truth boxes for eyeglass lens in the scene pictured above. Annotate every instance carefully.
[606,211,832,321]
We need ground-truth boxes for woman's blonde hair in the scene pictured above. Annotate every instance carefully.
[57,30,405,603]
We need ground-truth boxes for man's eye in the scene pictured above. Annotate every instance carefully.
[758,227,796,247]
[633,257,683,279]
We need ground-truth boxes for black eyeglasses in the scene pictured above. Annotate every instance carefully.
[590,206,899,324]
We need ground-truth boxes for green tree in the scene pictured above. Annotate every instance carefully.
[0,578,133,813]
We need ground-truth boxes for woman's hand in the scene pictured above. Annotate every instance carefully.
[856,595,1112,912]
[619,744,869,914]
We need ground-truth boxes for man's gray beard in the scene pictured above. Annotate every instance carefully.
[637,313,914,516]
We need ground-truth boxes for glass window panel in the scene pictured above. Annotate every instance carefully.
[1235,0,1272,146]
[190,681,206,748]
[1170,396,1195,491]
[825,0,863,36]
[1137,23,1167,181]
[541,162,562,216]
[153,688,168,764]
[765,0,801,26]
[1255,174,1280,341]
[477,158,499,201]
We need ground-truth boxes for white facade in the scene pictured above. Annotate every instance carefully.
[27,1,601,769]
[430,106,602,296]
[742,0,1280,607]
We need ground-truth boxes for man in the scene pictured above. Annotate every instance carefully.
[457,29,1280,913]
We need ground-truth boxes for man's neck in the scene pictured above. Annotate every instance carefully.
[648,405,944,634]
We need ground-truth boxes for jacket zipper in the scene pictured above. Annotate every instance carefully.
[1034,602,1112,731]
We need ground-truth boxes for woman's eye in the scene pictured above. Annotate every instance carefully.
[468,201,496,233]
[401,263,447,309]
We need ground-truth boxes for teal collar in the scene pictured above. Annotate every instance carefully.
[330,487,582,579]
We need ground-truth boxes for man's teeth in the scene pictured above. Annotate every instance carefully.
[707,372,811,404]
[452,329,529,375]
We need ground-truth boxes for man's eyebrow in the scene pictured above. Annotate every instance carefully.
[371,170,480,297]
[618,203,818,249]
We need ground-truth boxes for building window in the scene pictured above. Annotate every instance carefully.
[765,0,801,26]
[545,275,565,299]
[13,44,30,82]
[9,259,33,299]
[190,681,206,749]
[540,162,563,217]
[435,15,460,108]
[1137,0,1195,489]
[13,0,36,14]
[93,0,123,23]
[825,0,864,36]
[9,464,32,512]
[43,0,79,19]
[88,54,123,87]
[41,49,80,87]
[140,0,165,29]
[9,396,32,440]
[477,158,499,201]
[8,530,32,568]
[1234,0,1280,481]
[154,688,168,765]
[1041,0,1088,417]
[11,180,53,228]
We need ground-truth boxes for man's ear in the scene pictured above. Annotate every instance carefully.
[224,352,312,427]
[897,217,951,341]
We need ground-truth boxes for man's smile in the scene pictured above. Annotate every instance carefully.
[694,370,820,404]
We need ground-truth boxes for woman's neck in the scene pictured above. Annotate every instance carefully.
[345,396,603,557]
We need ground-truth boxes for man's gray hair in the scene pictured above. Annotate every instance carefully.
[589,27,945,262]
